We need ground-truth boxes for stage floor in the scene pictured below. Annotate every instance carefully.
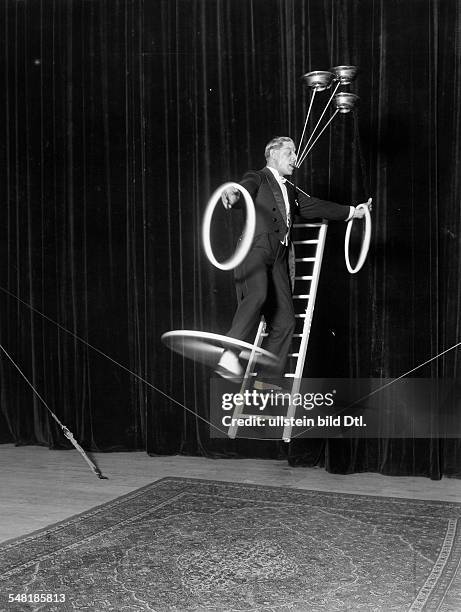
[1,444,460,544]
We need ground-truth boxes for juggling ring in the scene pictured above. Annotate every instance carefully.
[202,182,255,271]
[344,203,372,274]
[161,330,279,373]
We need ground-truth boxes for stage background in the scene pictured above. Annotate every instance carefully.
[0,0,459,478]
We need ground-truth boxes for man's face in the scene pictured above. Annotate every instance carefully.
[270,142,297,176]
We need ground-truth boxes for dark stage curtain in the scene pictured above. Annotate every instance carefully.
[0,0,459,478]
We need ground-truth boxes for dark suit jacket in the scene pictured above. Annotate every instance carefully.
[238,167,350,239]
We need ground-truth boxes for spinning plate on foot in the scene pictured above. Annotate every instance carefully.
[161,330,279,371]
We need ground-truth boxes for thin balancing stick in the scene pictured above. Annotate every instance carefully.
[297,89,316,155]
[296,109,340,168]
[284,179,310,198]
[296,80,341,167]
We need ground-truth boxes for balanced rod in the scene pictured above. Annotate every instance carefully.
[296,109,340,168]
[296,80,341,167]
[297,88,316,157]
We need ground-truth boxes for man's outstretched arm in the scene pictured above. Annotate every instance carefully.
[297,189,372,221]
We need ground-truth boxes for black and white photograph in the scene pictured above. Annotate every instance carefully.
[0,0,460,610]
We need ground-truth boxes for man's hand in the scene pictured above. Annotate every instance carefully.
[352,197,372,219]
[221,187,241,210]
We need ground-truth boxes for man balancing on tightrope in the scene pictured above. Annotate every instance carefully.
[216,136,371,383]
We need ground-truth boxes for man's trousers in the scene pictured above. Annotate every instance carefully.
[226,233,296,377]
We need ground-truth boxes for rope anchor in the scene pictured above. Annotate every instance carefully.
[0,343,107,480]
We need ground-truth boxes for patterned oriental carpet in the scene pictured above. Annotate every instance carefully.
[1,478,461,611]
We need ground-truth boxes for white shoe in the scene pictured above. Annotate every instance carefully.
[214,349,243,380]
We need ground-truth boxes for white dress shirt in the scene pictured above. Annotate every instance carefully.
[267,166,291,244]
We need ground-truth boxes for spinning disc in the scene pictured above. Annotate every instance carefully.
[330,65,359,85]
[202,182,255,271]
[301,70,335,91]
[344,202,372,274]
[334,92,359,114]
[161,330,279,370]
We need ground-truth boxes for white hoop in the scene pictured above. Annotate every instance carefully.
[344,203,372,274]
[202,182,255,271]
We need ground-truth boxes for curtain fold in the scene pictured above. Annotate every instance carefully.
[0,0,459,478]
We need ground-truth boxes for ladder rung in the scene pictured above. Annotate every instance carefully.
[295,275,313,280]
[293,240,319,244]
[293,223,323,228]
[284,373,295,378]
[293,294,310,299]
[292,333,303,337]
[295,257,316,262]
[295,314,307,318]
[288,353,299,357]
[261,333,268,337]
